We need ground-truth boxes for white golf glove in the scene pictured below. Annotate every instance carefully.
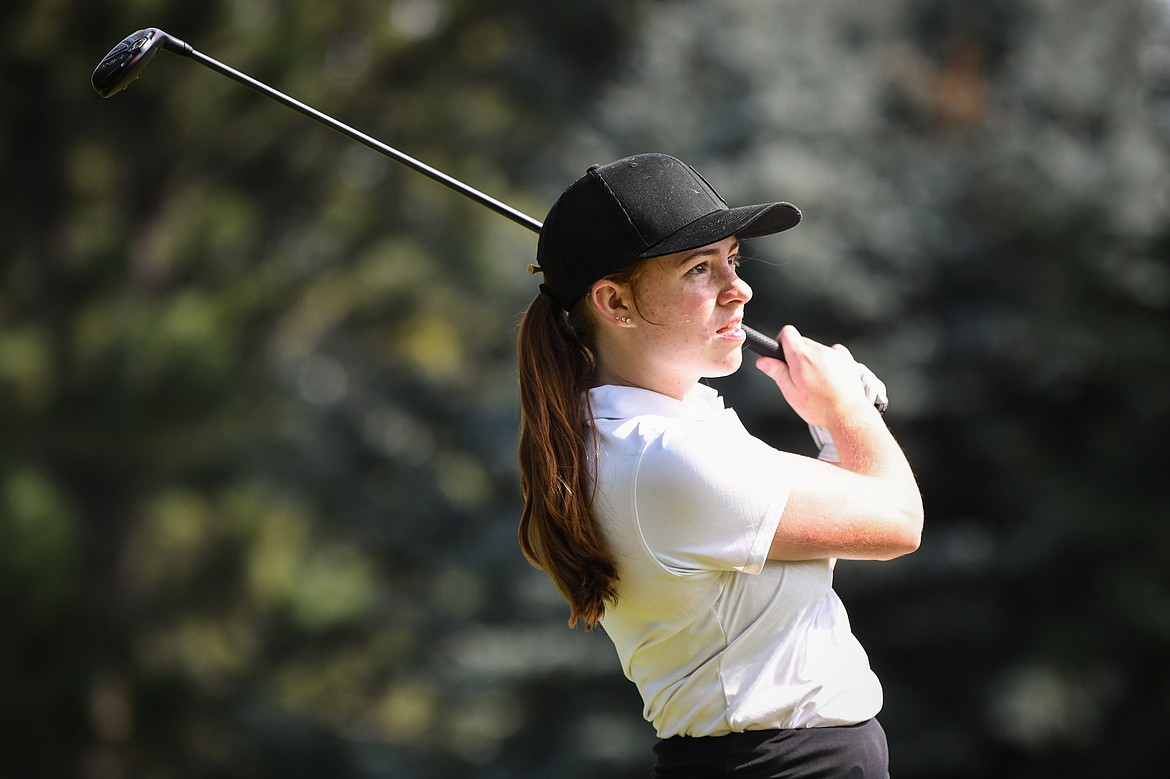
[809,362,888,463]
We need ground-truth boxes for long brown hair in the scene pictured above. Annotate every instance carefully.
[516,268,642,629]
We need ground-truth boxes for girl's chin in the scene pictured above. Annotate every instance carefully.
[703,349,744,378]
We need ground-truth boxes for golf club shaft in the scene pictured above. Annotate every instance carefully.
[170,41,542,233]
[198,48,788,361]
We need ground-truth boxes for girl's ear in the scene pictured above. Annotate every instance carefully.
[587,280,634,325]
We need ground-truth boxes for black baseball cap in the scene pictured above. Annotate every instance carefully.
[535,153,801,310]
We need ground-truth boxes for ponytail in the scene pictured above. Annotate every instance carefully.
[516,292,619,630]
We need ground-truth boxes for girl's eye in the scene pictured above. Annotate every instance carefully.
[686,254,740,275]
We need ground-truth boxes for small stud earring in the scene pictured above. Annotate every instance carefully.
[616,316,632,324]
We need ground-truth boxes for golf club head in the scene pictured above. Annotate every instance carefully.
[92,28,186,98]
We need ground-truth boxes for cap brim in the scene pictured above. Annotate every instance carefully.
[637,201,802,260]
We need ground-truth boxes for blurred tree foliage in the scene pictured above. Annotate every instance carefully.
[1,0,1168,777]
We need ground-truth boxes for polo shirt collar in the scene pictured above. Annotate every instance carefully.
[588,383,727,422]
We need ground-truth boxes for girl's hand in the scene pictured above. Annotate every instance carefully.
[754,325,874,427]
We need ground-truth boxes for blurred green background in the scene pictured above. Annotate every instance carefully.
[2,0,1168,776]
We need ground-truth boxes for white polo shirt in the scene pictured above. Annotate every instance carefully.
[588,383,882,738]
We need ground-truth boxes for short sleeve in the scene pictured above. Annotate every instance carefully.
[631,420,793,575]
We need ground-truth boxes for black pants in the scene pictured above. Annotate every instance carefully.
[651,719,890,779]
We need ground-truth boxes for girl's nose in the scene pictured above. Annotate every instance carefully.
[721,272,752,306]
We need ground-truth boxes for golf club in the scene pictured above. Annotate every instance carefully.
[92,27,888,412]
[92,28,540,232]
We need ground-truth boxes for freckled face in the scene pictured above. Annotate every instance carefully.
[628,236,753,390]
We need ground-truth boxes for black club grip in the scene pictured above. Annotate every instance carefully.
[742,325,783,360]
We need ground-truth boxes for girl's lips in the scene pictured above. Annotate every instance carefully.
[716,321,745,338]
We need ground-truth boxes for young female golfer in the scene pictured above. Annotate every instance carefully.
[517,153,923,778]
